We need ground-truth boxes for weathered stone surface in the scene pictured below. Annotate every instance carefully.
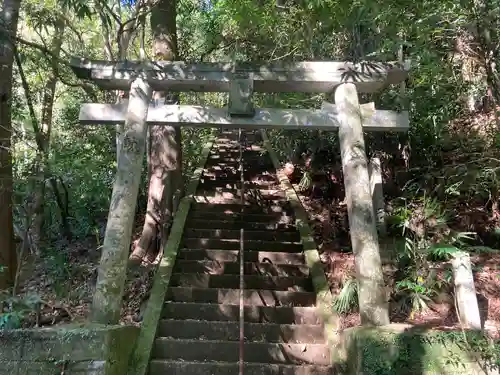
[149,360,335,375]
[333,83,389,326]
[70,58,410,93]
[152,339,331,365]
[0,324,138,375]
[340,324,498,375]
[368,157,387,237]
[91,76,152,324]
[78,103,409,131]
[157,320,325,343]
[161,302,321,324]
[452,251,482,329]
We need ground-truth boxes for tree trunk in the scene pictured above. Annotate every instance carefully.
[0,0,22,289]
[32,24,65,246]
[91,77,152,324]
[130,0,182,263]
[98,0,141,162]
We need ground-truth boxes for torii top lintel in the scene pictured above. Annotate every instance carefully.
[70,57,410,94]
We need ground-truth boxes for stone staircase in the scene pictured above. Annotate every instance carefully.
[148,130,334,375]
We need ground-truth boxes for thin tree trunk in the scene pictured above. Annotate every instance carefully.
[130,0,182,263]
[98,0,143,161]
[0,0,22,289]
[473,0,500,106]
[32,23,65,246]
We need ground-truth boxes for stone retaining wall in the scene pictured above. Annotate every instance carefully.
[0,324,138,375]
[340,324,498,375]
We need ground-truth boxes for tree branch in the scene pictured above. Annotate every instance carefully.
[15,36,98,99]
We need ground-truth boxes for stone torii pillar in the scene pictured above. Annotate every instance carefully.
[332,83,390,326]
[91,76,152,324]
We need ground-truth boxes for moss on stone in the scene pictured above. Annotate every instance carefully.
[342,324,498,375]
[0,324,138,375]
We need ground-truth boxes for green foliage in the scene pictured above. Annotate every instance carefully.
[332,277,358,315]
[386,194,482,315]
[394,277,437,315]
[0,293,41,329]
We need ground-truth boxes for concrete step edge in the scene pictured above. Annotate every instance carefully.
[148,359,335,374]
[156,320,326,343]
[166,286,316,306]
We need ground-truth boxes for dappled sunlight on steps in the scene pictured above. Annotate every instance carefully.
[148,130,335,375]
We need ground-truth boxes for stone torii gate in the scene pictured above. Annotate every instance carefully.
[70,57,410,326]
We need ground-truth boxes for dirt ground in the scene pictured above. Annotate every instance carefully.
[297,192,500,339]
[16,216,155,328]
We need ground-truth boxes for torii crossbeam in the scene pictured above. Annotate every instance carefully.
[70,57,410,94]
[78,102,409,131]
[72,57,410,131]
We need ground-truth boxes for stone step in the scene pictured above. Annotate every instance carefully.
[190,201,294,214]
[205,158,274,169]
[149,360,334,375]
[209,149,265,156]
[161,303,321,324]
[188,210,294,224]
[192,196,287,206]
[166,287,316,306]
[181,238,303,253]
[185,218,296,232]
[203,162,272,171]
[195,189,286,203]
[183,228,300,242]
[177,249,305,264]
[203,165,277,177]
[207,154,272,162]
[211,145,264,152]
[205,159,274,168]
[170,273,312,291]
[152,339,330,365]
[208,150,265,157]
[201,171,276,183]
[193,194,286,206]
[173,260,309,277]
[190,202,293,214]
[196,186,285,198]
[199,180,278,190]
[199,174,276,184]
[157,320,325,343]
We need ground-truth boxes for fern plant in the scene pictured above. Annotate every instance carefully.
[389,195,467,316]
[332,277,358,314]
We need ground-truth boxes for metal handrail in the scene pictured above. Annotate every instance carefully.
[238,128,245,375]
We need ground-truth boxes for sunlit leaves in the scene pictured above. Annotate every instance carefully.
[59,0,95,19]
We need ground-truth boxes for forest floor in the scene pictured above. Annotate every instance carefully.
[295,186,500,340]
[17,217,156,328]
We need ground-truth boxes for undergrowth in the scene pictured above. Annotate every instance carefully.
[332,192,499,319]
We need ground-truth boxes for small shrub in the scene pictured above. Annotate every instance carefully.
[332,277,358,314]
